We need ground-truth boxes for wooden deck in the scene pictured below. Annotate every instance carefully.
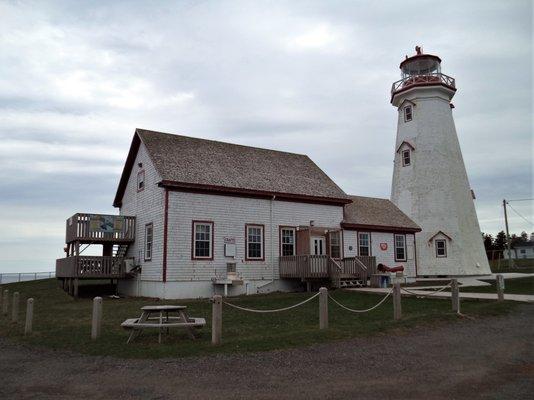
[56,256,130,279]
[279,255,375,286]
[66,213,135,244]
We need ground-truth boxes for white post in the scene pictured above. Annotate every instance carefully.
[18,273,21,282]
[2,289,8,316]
[496,274,505,302]
[319,287,328,330]
[91,297,103,340]
[393,282,402,320]
[451,279,460,313]
[25,298,34,335]
[12,292,20,323]
[212,295,222,345]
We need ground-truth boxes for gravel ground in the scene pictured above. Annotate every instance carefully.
[1,305,533,400]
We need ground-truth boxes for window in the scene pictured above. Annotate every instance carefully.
[520,249,526,254]
[402,149,411,166]
[435,239,447,258]
[394,234,407,261]
[329,231,341,258]
[280,227,296,256]
[358,232,370,256]
[137,170,145,191]
[192,221,213,259]
[246,224,264,260]
[144,223,153,261]
[404,105,412,122]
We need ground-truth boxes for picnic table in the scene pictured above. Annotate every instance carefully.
[121,305,205,344]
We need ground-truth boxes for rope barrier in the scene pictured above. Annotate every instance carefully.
[223,292,320,313]
[328,289,393,313]
[401,282,452,297]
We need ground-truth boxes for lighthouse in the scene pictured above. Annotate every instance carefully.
[390,47,490,276]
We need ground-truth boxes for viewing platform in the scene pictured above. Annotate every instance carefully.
[56,213,136,297]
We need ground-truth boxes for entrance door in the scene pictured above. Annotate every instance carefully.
[312,237,326,255]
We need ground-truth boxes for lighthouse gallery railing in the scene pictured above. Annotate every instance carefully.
[391,72,455,94]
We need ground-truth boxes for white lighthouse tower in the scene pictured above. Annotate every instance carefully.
[390,47,490,276]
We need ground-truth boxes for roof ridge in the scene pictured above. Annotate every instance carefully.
[136,128,309,157]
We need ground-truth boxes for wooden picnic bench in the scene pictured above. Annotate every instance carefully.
[121,305,206,343]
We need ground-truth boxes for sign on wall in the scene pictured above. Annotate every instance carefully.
[380,243,388,251]
[89,215,124,233]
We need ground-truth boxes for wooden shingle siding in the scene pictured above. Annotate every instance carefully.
[166,192,344,282]
[342,230,416,278]
[120,143,165,281]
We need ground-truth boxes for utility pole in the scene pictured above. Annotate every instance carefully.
[503,199,513,268]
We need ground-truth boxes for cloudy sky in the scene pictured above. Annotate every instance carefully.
[0,0,532,273]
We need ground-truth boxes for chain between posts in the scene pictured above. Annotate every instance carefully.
[222,292,320,313]
[328,289,393,313]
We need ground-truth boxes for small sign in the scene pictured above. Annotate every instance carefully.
[380,243,388,251]
[224,237,236,245]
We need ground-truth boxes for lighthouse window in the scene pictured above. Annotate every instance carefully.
[435,239,447,258]
[402,149,411,166]
[404,105,413,122]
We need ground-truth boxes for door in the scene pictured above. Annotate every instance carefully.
[312,236,326,255]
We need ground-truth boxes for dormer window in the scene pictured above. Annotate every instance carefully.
[404,105,412,122]
[137,170,145,192]
[402,149,411,166]
[435,239,447,258]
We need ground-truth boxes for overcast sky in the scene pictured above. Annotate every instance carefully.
[0,0,532,273]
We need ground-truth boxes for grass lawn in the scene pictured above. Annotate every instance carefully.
[490,258,534,274]
[0,279,521,359]
[459,276,534,295]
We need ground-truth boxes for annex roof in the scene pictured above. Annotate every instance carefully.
[342,195,421,233]
[113,129,351,207]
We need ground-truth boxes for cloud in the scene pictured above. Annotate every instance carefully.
[0,0,532,272]
[286,24,347,53]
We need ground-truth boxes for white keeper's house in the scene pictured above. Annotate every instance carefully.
[56,46,490,299]
[57,128,420,299]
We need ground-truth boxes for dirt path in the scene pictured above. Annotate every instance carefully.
[1,305,533,400]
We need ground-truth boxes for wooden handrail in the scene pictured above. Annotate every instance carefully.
[56,256,130,278]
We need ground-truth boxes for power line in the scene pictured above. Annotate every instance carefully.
[507,198,534,202]
[507,203,534,227]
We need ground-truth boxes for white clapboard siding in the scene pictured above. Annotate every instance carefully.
[166,191,344,282]
[120,142,165,281]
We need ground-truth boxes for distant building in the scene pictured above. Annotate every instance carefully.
[504,233,534,259]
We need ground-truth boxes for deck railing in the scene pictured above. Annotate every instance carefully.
[279,255,330,279]
[391,72,455,94]
[56,256,129,278]
[66,213,135,243]
[279,255,375,284]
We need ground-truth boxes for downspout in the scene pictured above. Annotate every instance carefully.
[271,195,276,282]
[258,195,276,290]
[162,188,169,283]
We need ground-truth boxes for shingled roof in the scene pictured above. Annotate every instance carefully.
[342,195,421,232]
[113,129,350,207]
